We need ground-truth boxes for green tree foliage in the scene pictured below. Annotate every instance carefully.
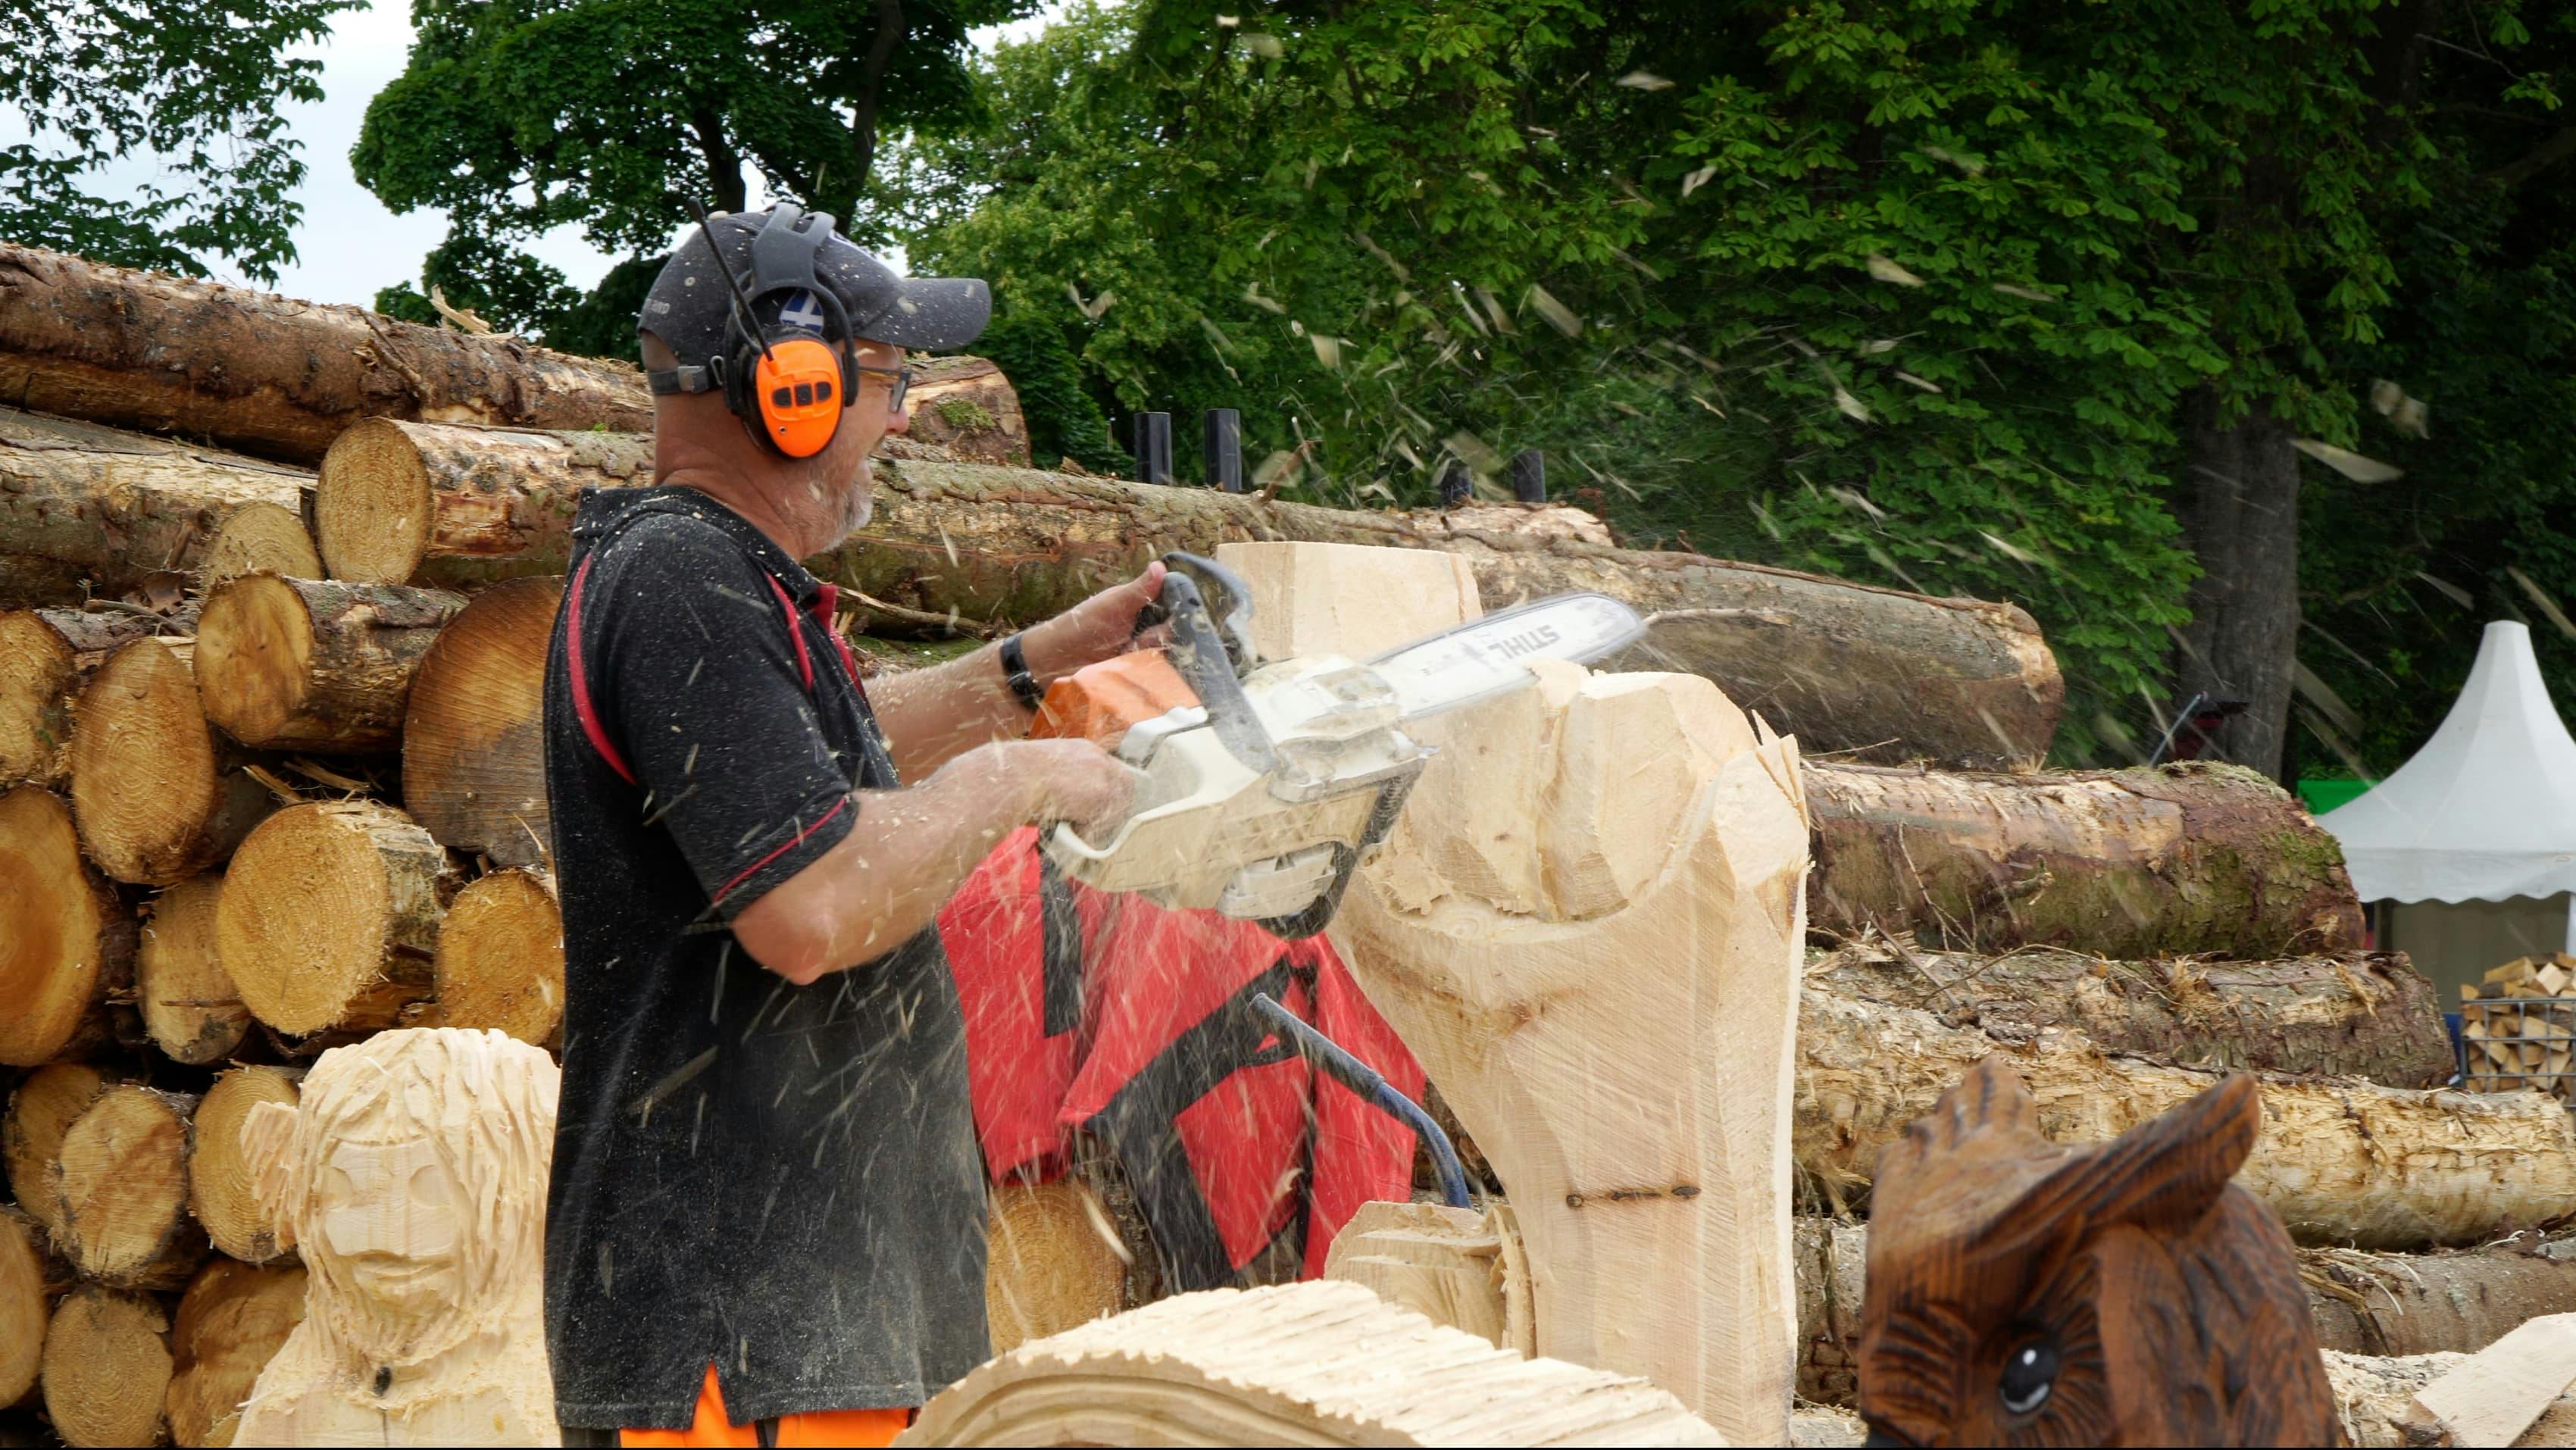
[354,0,1034,347]
[891,0,2566,765]
[1,0,357,280]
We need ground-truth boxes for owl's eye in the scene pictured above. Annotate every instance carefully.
[1999,1335,2059,1416]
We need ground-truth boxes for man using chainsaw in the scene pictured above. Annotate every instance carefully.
[542,203,1151,1448]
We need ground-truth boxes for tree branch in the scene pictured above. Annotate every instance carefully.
[849,0,906,198]
[688,107,748,213]
[2486,125,2576,189]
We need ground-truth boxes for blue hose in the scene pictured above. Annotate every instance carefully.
[1246,992,1474,1210]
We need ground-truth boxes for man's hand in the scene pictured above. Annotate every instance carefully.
[1021,561,1167,682]
[1016,739,1139,839]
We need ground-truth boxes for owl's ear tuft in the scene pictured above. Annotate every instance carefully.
[2002,1074,2260,1238]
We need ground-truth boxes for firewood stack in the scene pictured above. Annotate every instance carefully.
[2,243,2566,1442]
[2462,955,2576,1100]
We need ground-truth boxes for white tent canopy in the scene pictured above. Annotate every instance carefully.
[2320,620,2576,904]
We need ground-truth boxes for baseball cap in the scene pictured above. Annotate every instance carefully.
[636,206,990,364]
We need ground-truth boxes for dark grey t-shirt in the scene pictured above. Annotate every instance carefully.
[541,486,986,1430]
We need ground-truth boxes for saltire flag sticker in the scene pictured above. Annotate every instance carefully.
[776,288,827,335]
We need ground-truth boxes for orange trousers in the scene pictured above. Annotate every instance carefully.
[619,1365,910,1448]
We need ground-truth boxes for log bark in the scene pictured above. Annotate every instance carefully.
[69,639,279,885]
[0,245,652,465]
[905,1280,1722,1447]
[166,1257,305,1448]
[1796,986,2576,1250]
[399,576,558,866]
[1807,942,2453,1087]
[50,1084,205,1290]
[0,786,136,1065]
[39,1285,170,1448]
[0,1211,48,1408]
[1805,759,2366,960]
[0,405,314,608]
[216,801,448,1037]
[188,1067,300,1265]
[310,423,2065,767]
[0,606,189,789]
[431,868,563,1046]
[137,876,249,1066]
[195,576,463,752]
[4,1064,111,1233]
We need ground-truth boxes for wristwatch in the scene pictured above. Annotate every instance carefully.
[998,633,1046,711]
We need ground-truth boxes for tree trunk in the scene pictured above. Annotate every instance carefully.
[49,1084,205,1290]
[1805,759,2365,960]
[39,1285,170,1448]
[0,405,314,608]
[195,576,464,752]
[188,1065,301,1266]
[136,875,249,1067]
[216,800,449,1038]
[2175,390,2303,779]
[0,606,191,789]
[166,1257,307,1448]
[0,245,652,465]
[312,423,2065,768]
[1796,987,2576,1250]
[1793,1218,2576,1405]
[400,576,560,867]
[1807,943,2453,1086]
[0,786,136,1065]
[3,1064,111,1234]
[0,1210,52,1409]
[432,867,564,1047]
[908,355,1033,467]
[69,639,279,886]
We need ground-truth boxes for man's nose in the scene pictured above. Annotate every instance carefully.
[883,401,911,436]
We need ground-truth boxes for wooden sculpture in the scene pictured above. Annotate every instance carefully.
[1854,1056,2336,1446]
[233,1027,561,1447]
[899,1280,1724,1446]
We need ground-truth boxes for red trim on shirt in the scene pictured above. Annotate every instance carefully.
[567,555,639,785]
[766,575,816,692]
[711,796,849,905]
[811,583,862,683]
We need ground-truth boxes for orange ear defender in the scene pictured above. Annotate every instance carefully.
[651,202,864,460]
[753,335,846,458]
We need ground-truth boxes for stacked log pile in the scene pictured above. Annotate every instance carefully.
[2462,954,2576,1100]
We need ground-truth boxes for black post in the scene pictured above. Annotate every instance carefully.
[1508,448,1546,504]
[1130,411,1174,485]
[1202,409,1243,492]
[1437,462,1473,508]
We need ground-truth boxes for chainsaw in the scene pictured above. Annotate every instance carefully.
[1031,552,1644,939]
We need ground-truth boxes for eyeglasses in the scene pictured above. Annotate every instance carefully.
[851,363,912,417]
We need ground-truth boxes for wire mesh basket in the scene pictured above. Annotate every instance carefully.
[2461,992,2576,1105]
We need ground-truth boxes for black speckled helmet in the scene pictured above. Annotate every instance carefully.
[636,205,989,365]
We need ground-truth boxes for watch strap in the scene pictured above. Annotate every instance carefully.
[999,633,1046,711]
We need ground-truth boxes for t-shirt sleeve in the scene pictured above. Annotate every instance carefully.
[580,517,858,917]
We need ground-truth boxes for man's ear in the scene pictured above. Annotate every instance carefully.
[240,1099,302,1250]
[2000,1074,2261,1238]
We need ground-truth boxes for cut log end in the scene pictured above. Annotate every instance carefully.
[52,1084,201,1289]
[0,786,130,1064]
[202,502,320,589]
[167,1256,307,1448]
[138,874,249,1065]
[194,574,316,746]
[41,1286,171,1449]
[315,417,434,585]
[218,800,445,1036]
[70,638,266,886]
[434,868,564,1046]
[190,1065,301,1264]
[0,609,77,786]
[0,1210,47,1408]
[402,575,559,866]
[5,1062,108,1232]
[985,1180,1128,1356]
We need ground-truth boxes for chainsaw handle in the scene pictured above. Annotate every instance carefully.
[1131,552,1258,670]
[1149,557,1276,774]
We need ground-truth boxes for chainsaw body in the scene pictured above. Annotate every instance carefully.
[1033,553,1642,938]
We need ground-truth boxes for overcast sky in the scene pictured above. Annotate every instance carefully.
[169,1,1059,307]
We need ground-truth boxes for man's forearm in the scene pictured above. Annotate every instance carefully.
[729,744,1038,983]
[870,642,1033,778]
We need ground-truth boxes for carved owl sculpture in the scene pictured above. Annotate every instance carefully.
[1855,1056,2338,1447]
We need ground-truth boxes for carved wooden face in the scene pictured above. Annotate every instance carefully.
[1855,1057,2336,1448]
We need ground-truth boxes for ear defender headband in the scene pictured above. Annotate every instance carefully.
[655,203,860,459]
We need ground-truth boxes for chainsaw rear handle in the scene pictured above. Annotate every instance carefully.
[1245,991,1474,1210]
[1135,552,1275,773]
